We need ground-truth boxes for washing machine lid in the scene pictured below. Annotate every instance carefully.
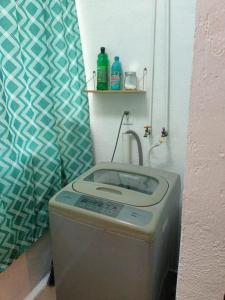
[72,163,169,207]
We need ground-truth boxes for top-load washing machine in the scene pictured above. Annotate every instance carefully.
[49,162,181,300]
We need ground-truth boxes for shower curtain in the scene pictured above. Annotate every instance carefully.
[0,0,93,271]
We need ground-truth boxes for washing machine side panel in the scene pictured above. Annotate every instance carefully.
[49,212,158,300]
[169,177,181,271]
[149,179,181,299]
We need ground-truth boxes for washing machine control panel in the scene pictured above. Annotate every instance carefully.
[55,191,152,226]
[76,197,123,217]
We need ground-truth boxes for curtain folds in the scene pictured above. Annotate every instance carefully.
[0,0,93,271]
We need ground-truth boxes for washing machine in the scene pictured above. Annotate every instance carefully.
[49,162,181,300]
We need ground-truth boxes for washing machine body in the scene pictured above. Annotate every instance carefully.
[49,163,181,300]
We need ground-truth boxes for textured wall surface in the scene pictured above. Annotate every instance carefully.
[177,1,225,299]
[76,0,196,182]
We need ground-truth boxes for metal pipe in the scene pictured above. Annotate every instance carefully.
[149,0,158,135]
[165,0,171,134]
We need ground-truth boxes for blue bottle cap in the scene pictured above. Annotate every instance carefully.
[114,56,119,61]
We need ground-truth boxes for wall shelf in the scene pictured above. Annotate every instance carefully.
[84,89,146,94]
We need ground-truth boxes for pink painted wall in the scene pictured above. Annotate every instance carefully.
[176,1,225,299]
[0,234,51,300]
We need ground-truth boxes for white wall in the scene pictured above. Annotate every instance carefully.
[177,0,225,299]
[76,0,196,182]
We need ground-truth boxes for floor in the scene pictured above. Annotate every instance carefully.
[35,287,56,300]
[35,271,176,300]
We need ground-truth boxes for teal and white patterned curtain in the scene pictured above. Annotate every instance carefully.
[0,0,93,271]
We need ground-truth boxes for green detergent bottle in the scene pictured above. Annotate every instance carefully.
[97,47,109,90]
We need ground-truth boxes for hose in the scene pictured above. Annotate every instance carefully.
[125,130,143,166]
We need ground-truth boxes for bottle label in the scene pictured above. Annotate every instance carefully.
[111,72,121,88]
[97,66,108,83]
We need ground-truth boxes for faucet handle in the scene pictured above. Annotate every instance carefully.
[144,125,152,137]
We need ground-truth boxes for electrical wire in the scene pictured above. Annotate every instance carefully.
[111,112,127,162]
